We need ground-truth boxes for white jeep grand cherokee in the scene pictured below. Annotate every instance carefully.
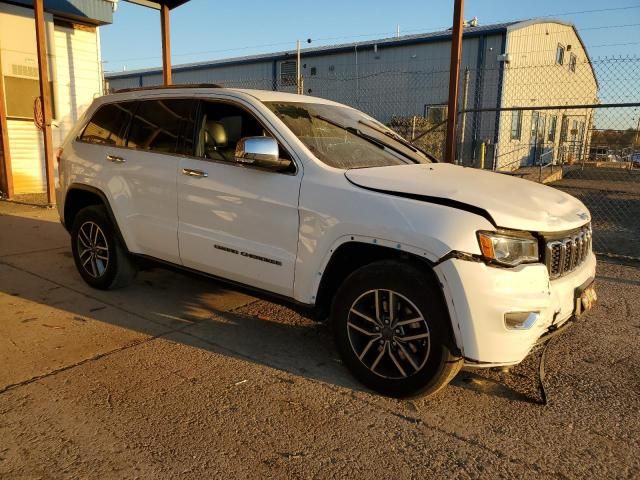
[56,86,596,397]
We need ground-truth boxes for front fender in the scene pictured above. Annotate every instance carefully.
[293,175,495,304]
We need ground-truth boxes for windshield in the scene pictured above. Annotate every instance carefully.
[264,102,433,169]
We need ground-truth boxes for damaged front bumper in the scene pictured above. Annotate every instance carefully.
[434,252,597,367]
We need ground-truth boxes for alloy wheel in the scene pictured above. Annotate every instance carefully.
[77,221,110,278]
[347,289,431,380]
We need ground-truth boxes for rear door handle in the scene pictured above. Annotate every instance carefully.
[182,168,208,178]
[106,154,126,163]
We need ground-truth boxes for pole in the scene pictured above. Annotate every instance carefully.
[0,46,13,198]
[458,67,470,164]
[34,0,55,205]
[445,0,464,163]
[160,3,172,85]
[296,40,302,95]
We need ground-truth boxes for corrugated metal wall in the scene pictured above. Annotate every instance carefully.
[106,34,502,127]
[53,23,103,147]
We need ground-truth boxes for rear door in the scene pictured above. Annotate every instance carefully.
[176,98,301,297]
[75,98,198,264]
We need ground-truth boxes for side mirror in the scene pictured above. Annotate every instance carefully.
[235,137,291,171]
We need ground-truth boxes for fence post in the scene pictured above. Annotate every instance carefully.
[459,67,470,164]
[445,0,464,163]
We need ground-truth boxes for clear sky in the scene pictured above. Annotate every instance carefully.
[101,0,640,73]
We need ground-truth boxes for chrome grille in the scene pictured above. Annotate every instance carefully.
[545,224,592,279]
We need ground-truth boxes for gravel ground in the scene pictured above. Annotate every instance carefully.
[0,201,639,479]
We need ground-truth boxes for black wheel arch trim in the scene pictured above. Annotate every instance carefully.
[346,179,497,228]
[64,184,129,252]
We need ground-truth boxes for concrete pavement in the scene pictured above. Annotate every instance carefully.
[0,201,638,479]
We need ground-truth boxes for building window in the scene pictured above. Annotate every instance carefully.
[310,66,317,76]
[569,53,577,72]
[424,104,448,124]
[280,60,297,86]
[510,110,522,140]
[556,44,565,65]
[3,76,55,119]
[548,115,557,141]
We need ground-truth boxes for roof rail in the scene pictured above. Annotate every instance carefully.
[113,83,223,93]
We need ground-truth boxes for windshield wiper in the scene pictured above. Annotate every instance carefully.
[357,119,429,156]
[314,115,386,150]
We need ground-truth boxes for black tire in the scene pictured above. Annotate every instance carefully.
[70,205,136,290]
[331,260,462,398]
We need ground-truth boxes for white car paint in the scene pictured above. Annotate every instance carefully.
[345,163,591,232]
[56,87,596,368]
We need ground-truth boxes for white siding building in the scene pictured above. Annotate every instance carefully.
[0,0,113,196]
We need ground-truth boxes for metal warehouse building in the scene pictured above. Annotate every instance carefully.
[106,19,598,169]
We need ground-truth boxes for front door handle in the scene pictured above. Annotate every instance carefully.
[106,154,126,163]
[182,168,208,178]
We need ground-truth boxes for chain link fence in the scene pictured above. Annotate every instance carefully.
[188,53,639,260]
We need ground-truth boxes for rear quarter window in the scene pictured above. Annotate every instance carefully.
[79,102,135,146]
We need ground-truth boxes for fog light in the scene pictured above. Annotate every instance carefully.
[504,311,539,330]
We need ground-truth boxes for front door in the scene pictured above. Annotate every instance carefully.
[177,99,301,297]
[529,112,546,165]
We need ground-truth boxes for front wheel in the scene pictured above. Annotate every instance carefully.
[331,260,462,398]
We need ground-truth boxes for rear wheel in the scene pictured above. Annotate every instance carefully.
[71,205,136,289]
[331,260,462,397]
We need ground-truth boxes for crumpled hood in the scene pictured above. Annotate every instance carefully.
[345,163,590,232]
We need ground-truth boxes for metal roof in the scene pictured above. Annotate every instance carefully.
[7,0,115,25]
[106,18,591,79]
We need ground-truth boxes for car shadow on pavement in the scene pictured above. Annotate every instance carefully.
[0,209,366,393]
[0,209,540,402]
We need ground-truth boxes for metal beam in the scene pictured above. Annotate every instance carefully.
[160,3,172,85]
[0,51,13,199]
[125,0,191,10]
[34,0,55,205]
[445,0,464,163]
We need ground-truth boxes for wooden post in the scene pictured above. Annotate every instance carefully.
[160,3,172,85]
[445,0,464,163]
[34,0,55,205]
[0,48,13,198]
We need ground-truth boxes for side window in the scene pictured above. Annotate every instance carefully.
[196,101,294,170]
[556,44,565,65]
[80,102,135,146]
[126,99,197,155]
[569,53,577,73]
[197,101,269,162]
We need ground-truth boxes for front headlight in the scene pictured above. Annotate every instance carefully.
[477,231,539,267]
